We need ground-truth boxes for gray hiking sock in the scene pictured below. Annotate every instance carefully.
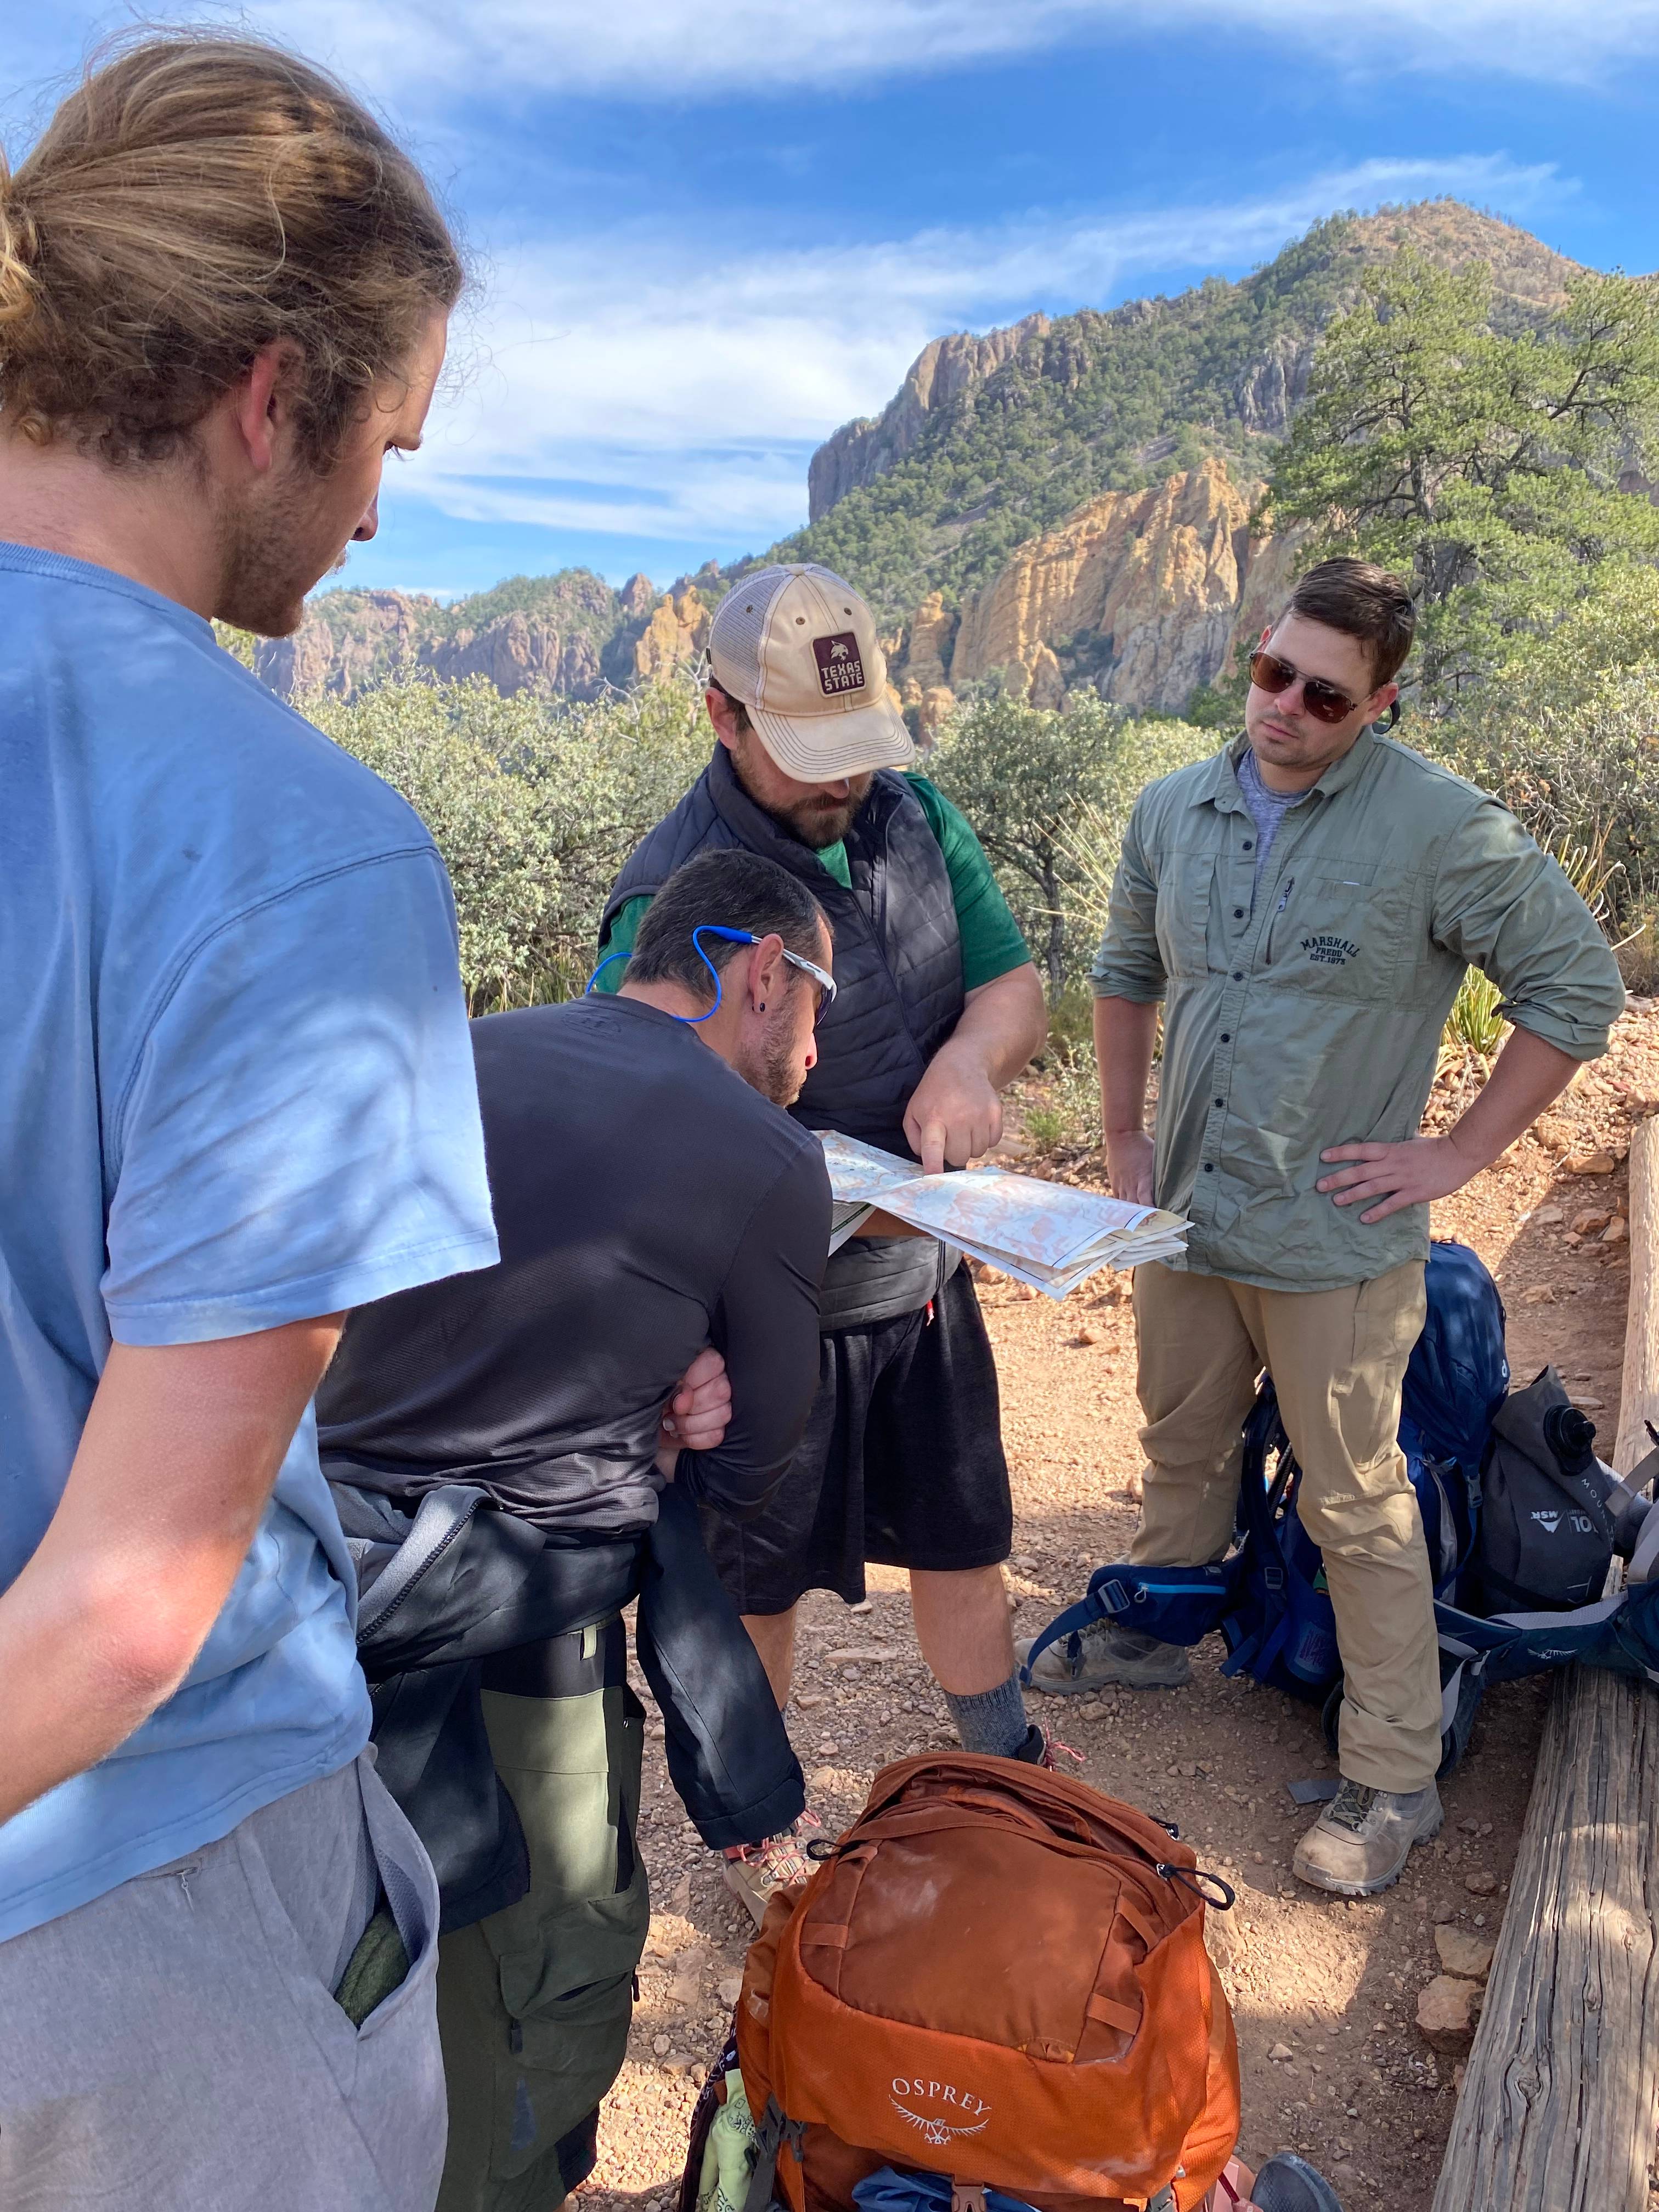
[943,1671,1030,1759]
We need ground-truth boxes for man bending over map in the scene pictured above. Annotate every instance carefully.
[317,850,834,2212]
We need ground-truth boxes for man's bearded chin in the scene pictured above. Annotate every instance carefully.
[735,1019,808,1109]
[214,469,339,638]
[778,776,875,850]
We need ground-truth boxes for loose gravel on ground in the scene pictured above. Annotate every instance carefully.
[582,1007,1654,2212]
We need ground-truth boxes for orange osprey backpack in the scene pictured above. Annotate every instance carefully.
[734,1755,1242,2212]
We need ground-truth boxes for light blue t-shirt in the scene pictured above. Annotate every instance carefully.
[0,545,500,1943]
[1236,743,1312,904]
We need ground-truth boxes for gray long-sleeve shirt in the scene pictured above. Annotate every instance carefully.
[1091,729,1625,1293]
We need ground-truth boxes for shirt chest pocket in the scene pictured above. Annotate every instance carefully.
[1155,848,1216,980]
[1265,860,1411,1000]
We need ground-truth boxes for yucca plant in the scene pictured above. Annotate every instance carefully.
[1442,967,1507,1061]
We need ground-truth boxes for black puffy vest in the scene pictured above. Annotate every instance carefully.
[603,747,964,1160]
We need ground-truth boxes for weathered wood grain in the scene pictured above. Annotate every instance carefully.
[1616,1119,1659,1475]
[1433,1668,1659,2210]
[1435,1117,1659,2211]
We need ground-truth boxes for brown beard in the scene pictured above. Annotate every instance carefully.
[733,1017,809,1108]
[215,460,351,637]
[774,782,873,849]
[729,738,875,850]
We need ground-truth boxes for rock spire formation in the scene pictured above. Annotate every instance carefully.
[254,566,721,703]
[807,313,1051,522]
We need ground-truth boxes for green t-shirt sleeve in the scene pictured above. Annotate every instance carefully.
[906,774,1034,993]
[592,893,651,994]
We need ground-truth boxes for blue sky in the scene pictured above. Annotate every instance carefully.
[12,2,1659,602]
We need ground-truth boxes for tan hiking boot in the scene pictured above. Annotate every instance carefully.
[721,1812,820,1928]
[1017,1620,1190,1695]
[1292,1778,1442,1897]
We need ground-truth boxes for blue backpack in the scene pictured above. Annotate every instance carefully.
[1020,1242,1659,1776]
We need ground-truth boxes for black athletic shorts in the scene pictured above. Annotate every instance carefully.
[701,1266,1013,1614]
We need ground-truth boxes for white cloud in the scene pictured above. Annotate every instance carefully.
[394,151,1565,549]
[246,0,1659,99]
[12,0,1659,133]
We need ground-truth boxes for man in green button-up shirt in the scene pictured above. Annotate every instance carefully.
[1025,559,1624,1897]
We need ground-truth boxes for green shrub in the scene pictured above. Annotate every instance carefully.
[1442,967,1507,1060]
[304,674,708,1011]
[928,696,1212,995]
[1429,570,1659,923]
[1021,1040,1102,1159]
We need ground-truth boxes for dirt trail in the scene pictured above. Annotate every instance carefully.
[584,1006,1655,2212]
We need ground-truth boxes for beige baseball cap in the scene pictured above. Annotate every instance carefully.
[708,563,916,781]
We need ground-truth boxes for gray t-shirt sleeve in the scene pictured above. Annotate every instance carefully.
[103,850,499,1344]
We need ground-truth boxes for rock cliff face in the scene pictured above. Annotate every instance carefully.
[783,202,1592,720]
[256,590,432,697]
[888,458,1310,718]
[631,585,710,681]
[255,568,719,703]
[1232,334,1315,436]
[799,202,1590,721]
[934,459,1257,714]
[807,313,1050,521]
[264,203,1593,722]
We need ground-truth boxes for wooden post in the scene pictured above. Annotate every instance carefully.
[1434,1117,1659,2211]
[1617,1117,1659,1475]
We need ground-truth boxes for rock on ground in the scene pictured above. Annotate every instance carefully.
[1416,1976,1483,2055]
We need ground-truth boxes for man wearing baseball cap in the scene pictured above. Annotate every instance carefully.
[597,563,1048,1919]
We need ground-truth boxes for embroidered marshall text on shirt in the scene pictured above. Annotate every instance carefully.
[1300,933,1361,967]
[814,631,865,697]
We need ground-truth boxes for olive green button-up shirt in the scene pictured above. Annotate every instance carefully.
[1091,730,1624,1294]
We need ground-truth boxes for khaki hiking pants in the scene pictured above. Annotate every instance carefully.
[1131,1259,1441,1795]
[436,1615,650,2212]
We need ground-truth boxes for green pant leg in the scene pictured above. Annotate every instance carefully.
[436,1623,648,2212]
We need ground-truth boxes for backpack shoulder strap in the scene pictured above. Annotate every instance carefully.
[1018,1566,1232,1685]
[740,2098,804,2212]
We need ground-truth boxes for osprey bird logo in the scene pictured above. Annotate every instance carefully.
[890,2100,992,2147]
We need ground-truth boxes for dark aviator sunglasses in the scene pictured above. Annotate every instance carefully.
[1249,648,1398,730]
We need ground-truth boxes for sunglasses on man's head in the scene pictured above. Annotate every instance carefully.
[1248,650,1365,727]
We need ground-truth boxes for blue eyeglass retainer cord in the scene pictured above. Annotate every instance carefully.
[584,925,756,1024]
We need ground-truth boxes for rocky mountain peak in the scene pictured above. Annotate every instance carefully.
[806,311,1051,521]
[263,202,1608,726]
